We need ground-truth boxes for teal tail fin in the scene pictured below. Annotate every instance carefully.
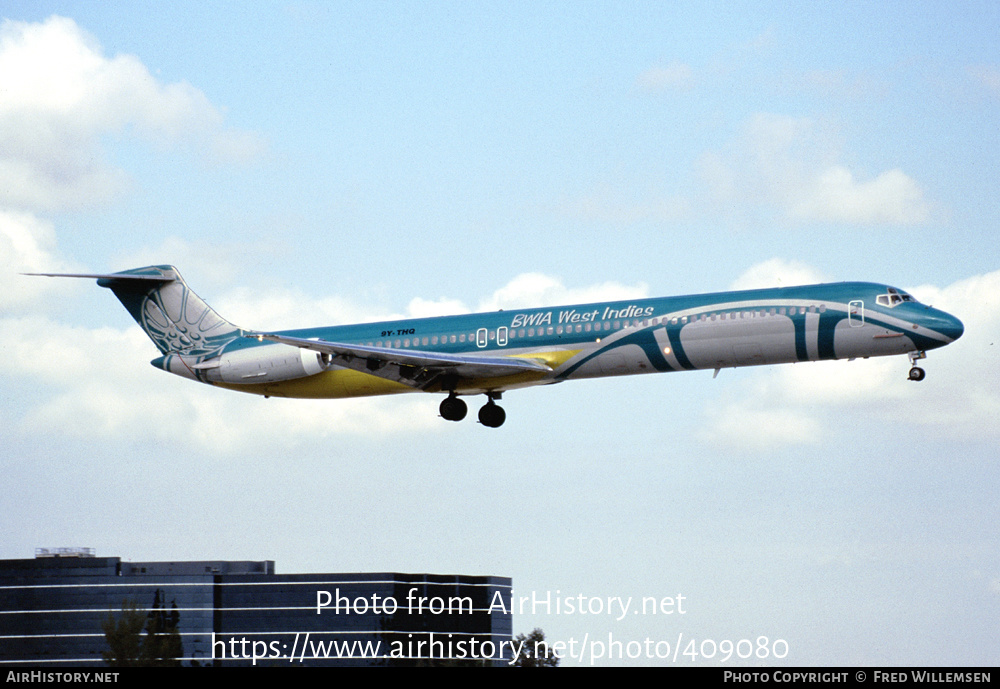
[91,265,241,355]
[26,265,242,356]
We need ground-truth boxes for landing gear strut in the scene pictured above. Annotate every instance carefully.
[439,393,467,421]
[908,350,926,382]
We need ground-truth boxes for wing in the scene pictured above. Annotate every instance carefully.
[23,271,173,282]
[248,332,553,391]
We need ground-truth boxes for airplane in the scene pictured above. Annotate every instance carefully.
[28,265,964,428]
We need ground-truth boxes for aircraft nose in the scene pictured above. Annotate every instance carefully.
[938,311,964,342]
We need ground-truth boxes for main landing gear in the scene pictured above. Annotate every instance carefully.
[439,392,506,427]
[439,393,467,421]
[908,350,927,381]
[478,396,506,428]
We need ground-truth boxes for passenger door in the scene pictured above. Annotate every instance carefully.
[848,300,864,327]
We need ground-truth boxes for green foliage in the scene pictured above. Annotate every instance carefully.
[101,599,146,667]
[101,590,183,667]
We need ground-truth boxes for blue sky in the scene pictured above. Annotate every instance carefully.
[1,2,998,666]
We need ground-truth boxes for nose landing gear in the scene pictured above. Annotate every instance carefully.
[908,350,926,381]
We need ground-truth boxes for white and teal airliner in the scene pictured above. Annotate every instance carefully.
[31,265,964,428]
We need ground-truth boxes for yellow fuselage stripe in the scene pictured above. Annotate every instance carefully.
[211,349,583,399]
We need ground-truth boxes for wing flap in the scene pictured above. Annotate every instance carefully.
[248,332,552,390]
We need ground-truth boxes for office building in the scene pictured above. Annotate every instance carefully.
[0,549,512,666]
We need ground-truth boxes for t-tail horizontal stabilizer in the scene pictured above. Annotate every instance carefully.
[25,266,242,356]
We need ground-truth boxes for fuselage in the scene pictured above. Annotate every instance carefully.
[167,281,963,400]
[32,266,964,428]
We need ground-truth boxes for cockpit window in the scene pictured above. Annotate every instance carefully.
[876,287,915,308]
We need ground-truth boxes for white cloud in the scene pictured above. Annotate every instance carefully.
[405,296,470,319]
[216,285,397,331]
[24,380,442,455]
[0,314,442,454]
[1,271,649,452]
[700,263,1000,449]
[0,15,264,212]
[697,113,932,226]
[0,210,82,313]
[215,272,650,330]
[10,258,988,455]
[728,258,828,290]
[790,166,929,225]
[477,273,649,311]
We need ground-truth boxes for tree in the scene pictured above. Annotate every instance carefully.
[101,599,146,667]
[140,589,183,666]
[102,590,183,667]
[511,628,560,667]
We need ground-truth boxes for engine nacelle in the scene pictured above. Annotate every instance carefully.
[151,345,326,384]
[206,345,326,384]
